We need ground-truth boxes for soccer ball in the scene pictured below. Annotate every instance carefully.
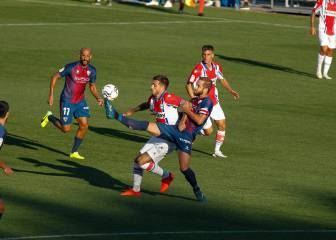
[102,84,119,101]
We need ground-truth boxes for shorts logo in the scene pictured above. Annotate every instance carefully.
[179,138,192,144]
[63,117,68,122]
[83,106,89,110]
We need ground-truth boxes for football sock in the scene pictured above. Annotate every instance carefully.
[133,162,143,192]
[198,0,205,14]
[317,53,325,74]
[71,137,83,153]
[182,168,198,189]
[215,130,225,152]
[323,56,332,76]
[48,115,62,127]
[141,162,167,177]
[117,115,149,131]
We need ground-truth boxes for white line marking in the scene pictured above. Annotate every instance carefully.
[1,230,336,240]
[11,0,308,29]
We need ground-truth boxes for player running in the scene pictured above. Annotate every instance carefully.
[0,100,14,220]
[186,45,239,158]
[40,48,103,160]
[311,0,336,79]
[104,77,213,202]
[121,75,182,196]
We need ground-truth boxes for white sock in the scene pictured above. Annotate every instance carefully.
[323,56,332,76]
[141,162,164,177]
[132,162,143,192]
[317,54,325,74]
[215,130,225,152]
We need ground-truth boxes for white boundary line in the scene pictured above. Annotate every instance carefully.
[10,0,308,29]
[1,230,336,240]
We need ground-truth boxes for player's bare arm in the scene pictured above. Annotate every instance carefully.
[123,102,149,117]
[178,113,188,131]
[0,161,13,176]
[89,83,104,106]
[186,83,196,98]
[310,12,316,35]
[219,78,239,99]
[48,72,61,106]
[182,101,208,125]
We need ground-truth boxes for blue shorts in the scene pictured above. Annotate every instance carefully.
[157,123,193,154]
[60,100,90,125]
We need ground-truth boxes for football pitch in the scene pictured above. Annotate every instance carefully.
[1,0,336,239]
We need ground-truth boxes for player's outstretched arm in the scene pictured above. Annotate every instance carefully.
[186,83,196,99]
[123,102,149,117]
[219,78,239,100]
[89,83,104,106]
[48,72,61,106]
[0,161,13,176]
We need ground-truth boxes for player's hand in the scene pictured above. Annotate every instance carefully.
[310,27,316,36]
[48,95,53,106]
[97,97,104,107]
[3,167,13,176]
[181,101,192,112]
[230,89,239,100]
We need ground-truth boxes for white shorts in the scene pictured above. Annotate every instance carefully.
[139,136,176,163]
[203,103,225,129]
[319,31,336,49]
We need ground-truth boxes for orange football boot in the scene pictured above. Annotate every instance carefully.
[160,173,175,193]
[120,189,141,197]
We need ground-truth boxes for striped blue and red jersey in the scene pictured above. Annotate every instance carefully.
[184,96,213,139]
[59,61,97,104]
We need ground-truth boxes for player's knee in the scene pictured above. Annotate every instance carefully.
[62,126,71,133]
[79,124,88,131]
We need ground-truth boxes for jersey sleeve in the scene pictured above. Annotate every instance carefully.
[216,64,225,80]
[89,67,97,84]
[58,64,72,78]
[312,0,323,13]
[197,97,213,116]
[187,65,202,84]
[163,93,182,107]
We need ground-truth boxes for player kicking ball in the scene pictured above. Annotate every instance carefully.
[104,77,214,202]
[120,75,182,196]
[40,48,103,160]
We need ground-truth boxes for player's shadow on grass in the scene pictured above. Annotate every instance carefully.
[216,54,316,78]
[14,157,195,201]
[88,125,149,143]
[5,133,68,156]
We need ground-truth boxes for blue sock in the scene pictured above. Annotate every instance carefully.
[117,115,149,131]
[182,168,199,190]
[48,115,61,126]
[71,137,83,153]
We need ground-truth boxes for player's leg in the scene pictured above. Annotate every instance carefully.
[317,30,329,79]
[104,99,161,136]
[70,101,90,159]
[323,36,335,79]
[178,151,207,202]
[179,0,185,13]
[41,101,73,133]
[198,0,205,16]
[211,104,227,158]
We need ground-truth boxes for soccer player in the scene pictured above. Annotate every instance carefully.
[186,45,239,158]
[41,48,104,160]
[0,100,14,220]
[311,0,336,79]
[120,75,182,196]
[104,77,213,202]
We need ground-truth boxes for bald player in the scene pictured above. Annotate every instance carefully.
[41,48,103,160]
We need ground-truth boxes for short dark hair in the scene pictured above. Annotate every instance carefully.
[153,75,169,89]
[0,101,9,118]
[199,77,212,90]
[202,45,214,52]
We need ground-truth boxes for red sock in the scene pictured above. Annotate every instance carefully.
[198,0,205,14]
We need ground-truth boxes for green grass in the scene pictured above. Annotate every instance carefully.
[0,0,336,239]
